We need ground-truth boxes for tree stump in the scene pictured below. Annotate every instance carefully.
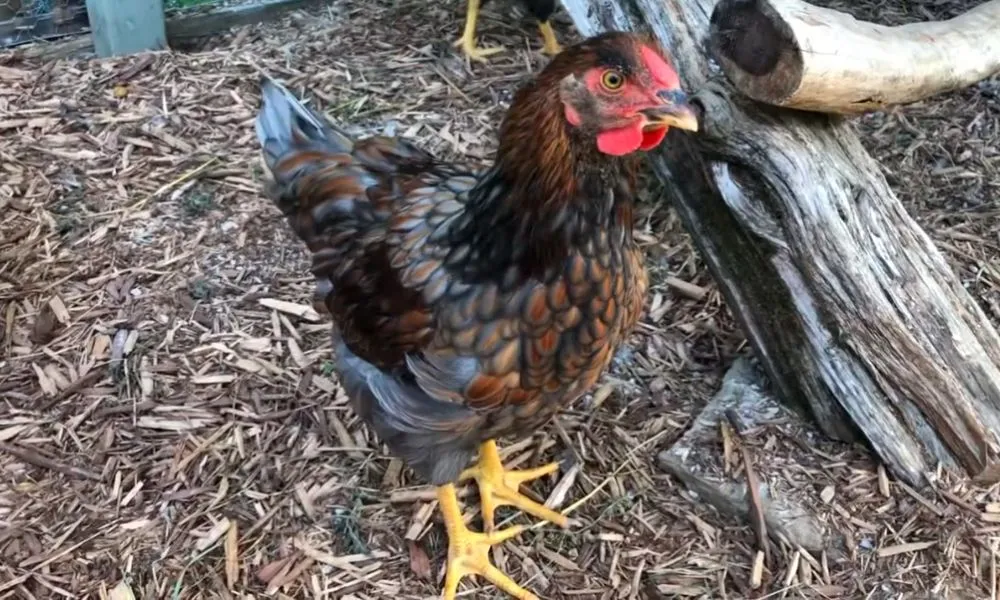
[560,0,1000,487]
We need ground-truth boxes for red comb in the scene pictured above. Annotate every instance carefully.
[640,45,680,89]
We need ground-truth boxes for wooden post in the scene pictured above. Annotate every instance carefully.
[560,0,1000,488]
[85,0,167,57]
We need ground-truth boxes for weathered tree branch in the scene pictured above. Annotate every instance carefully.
[657,357,846,555]
[709,0,1000,113]
[561,0,1000,486]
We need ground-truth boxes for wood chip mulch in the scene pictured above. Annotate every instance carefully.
[1,0,999,598]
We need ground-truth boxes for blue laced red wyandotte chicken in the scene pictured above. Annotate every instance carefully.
[255,31,698,600]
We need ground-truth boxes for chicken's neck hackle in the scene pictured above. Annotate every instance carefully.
[455,74,638,282]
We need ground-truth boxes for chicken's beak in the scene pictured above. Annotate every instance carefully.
[643,89,699,132]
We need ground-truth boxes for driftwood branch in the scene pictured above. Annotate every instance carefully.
[709,0,1000,113]
[561,0,1000,487]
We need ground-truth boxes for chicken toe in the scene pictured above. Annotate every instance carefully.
[454,0,505,61]
[454,35,505,62]
[460,440,569,532]
[438,483,538,600]
[538,21,561,56]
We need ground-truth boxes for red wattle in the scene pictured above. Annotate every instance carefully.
[596,124,644,156]
[639,126,668,150]
[597,123,669,155]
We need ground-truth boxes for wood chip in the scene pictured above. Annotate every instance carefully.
[750,550,765,589]
[258,298,321,322]
[407,540,432,580]
[877,541,936,557]
[107,581,136,600]
[664,276,708,301]
[877,464,891,497]
[225,521,240,588]
[820,485,835,504]
[0,3,993,598]
[195,517,232,552]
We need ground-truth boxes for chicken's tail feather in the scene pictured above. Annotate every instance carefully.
[255,76,353,167]
[333,334,485,486]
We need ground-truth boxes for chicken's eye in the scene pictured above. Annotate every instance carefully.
[601,70,625,92]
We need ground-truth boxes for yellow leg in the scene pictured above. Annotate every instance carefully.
[453,0,505,62]
[438,484,538,600]
[538,21,561,56]
[460,440,569,532]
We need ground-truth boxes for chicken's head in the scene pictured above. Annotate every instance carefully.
[555,32,698,157]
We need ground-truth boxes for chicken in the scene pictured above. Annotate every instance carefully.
[455,0,560,61]
[255,31,698,600]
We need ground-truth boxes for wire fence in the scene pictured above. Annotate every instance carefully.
[0,0,64,19]
[0,0,293,51]
[0,0,232,49]
[0,0,85,48]
[164,0,218,8]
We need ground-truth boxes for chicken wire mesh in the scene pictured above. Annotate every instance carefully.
[0,0,87,48]
[164,0,218,8]
[0,0,56,18]
[1,0,272,48]
[164,0,256,15]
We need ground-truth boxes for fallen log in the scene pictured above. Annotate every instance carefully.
[560,0,1000,487]
[709,0,1000,113]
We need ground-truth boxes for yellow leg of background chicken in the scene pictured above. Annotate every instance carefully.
[438,483,538,600]
[454,0,505,62]
[460,440,569,532]
[538,21,561,56]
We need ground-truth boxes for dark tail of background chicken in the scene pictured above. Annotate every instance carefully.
[255,77,354,171]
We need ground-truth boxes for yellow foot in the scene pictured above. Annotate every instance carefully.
[438,484,538,600]
[538,21,561,56]
[453,36,505,62]
[460,440,569,531]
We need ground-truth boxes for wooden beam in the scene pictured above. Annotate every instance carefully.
[85,0,167,57]
[560,0,1000,487]
[709,0,1000,113]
